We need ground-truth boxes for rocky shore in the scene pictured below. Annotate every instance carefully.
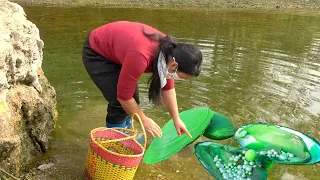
[11,0,320,9]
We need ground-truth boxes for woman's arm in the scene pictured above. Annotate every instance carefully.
[118,98,146,121]
[161,88,179,121]
[117,51,162,137]
[162,89,192,138]
[118,98,162,138]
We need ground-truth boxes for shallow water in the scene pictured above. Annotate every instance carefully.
[23,6,320,180]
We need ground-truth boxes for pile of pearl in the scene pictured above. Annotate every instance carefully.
[258,149,295,161]
[213,149,295,180]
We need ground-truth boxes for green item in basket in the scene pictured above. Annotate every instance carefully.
[143,107,214,164]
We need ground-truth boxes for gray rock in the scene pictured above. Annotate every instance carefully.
[0,0,57,177]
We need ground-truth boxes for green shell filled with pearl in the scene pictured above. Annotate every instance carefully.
[194,142,269,180]
[234,123,320,165]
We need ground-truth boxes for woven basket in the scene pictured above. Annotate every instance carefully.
[84,113,147,180]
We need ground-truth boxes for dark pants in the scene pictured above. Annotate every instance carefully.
[82,35,140,124]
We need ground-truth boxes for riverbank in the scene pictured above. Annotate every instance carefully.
[11,0,320,9]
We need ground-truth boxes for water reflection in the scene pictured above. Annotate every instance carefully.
[22,6,320,180]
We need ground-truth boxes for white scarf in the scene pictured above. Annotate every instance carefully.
[157,51,170,89]
[157,51,182,89]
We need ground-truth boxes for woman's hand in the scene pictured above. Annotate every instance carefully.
[142,116,162,138]
[174,118,192,138]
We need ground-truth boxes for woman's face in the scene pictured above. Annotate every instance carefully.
[176,71,193,79]
[167,56,193,80]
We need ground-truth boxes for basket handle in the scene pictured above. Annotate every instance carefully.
[101,113,147,149]
[130,113,147,149]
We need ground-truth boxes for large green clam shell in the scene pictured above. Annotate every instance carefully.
[143,108,214,164]
[194,142,269,180]
[203,112,237,140]
[234,123,320,165]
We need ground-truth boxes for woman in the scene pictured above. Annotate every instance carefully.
[82,21,202,138]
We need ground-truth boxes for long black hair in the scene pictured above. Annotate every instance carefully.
[143,27,203,105]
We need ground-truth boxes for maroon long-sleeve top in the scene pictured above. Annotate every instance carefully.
[89,21,174,100]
